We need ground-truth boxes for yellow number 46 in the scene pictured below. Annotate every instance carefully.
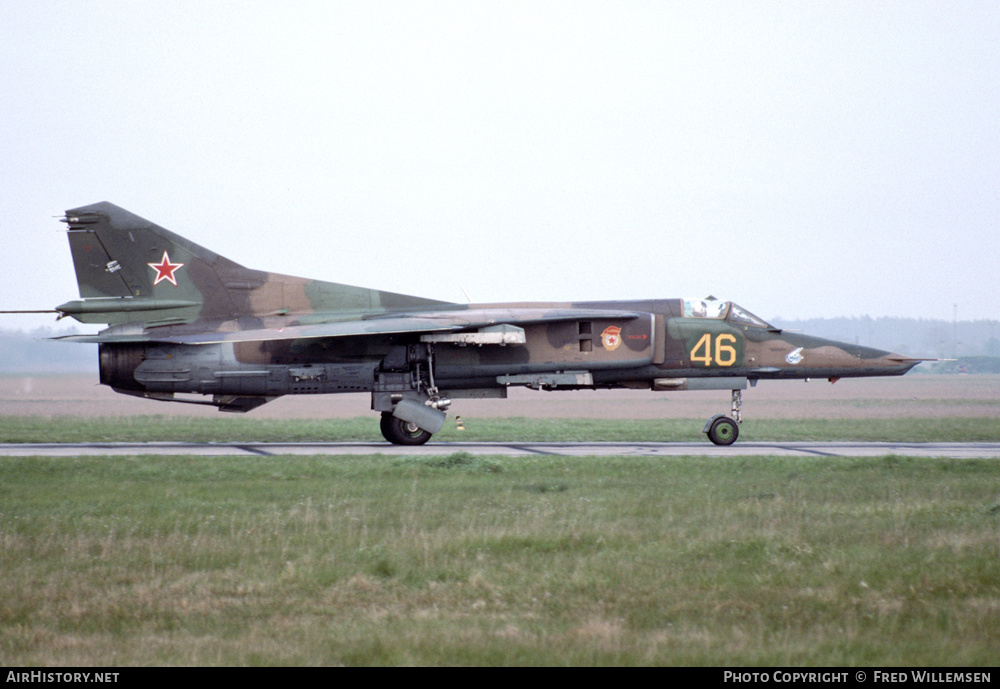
[690,333,738,367]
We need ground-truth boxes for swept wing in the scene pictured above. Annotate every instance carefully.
[55,307,641,344]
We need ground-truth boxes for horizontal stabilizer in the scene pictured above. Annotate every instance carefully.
[57,298,201,316]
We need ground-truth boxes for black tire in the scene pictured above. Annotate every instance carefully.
[380,412,433,445]
[707,416,739,446]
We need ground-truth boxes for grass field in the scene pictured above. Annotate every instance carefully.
[2,451,998,666]
[2,375,998,665]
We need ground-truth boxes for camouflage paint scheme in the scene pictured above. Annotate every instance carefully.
[54,202,923,445]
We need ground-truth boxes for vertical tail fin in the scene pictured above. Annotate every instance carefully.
[59,202,243,325]
[57,202,452,328]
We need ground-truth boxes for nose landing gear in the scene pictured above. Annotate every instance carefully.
[703,389,743,446]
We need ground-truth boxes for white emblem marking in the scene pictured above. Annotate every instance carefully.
[106,260,121,273]
[785,347,804,365]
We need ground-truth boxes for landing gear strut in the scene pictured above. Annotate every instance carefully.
[703,389,743,446]
[373,343,449,445]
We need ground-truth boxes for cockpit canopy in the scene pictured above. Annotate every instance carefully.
[681,299,773,328]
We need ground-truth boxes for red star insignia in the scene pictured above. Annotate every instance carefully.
[147,251,185,286]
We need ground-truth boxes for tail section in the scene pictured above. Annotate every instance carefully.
[57,202,450,327]
[59,202,243,325]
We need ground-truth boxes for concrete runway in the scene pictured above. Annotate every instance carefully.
[2,441,999,458]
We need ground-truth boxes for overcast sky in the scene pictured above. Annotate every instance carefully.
[2,1,998,334]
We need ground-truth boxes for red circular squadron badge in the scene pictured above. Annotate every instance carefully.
[601,325,622,351]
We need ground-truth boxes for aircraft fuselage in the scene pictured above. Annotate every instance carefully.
[99,298,916,402]
[50,203,924,445]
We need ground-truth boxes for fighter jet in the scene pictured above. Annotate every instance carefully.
[44,202,923,445]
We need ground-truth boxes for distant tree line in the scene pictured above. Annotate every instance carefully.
[770,316,1000,360]
[0,327,97,373]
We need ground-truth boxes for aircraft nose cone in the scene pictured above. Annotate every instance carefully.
[799,336,921,377]
[880,353,925,375]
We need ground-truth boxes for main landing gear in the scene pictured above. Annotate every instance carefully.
[703,389,743,446]
[380,412,434,446]
[374,343,448,446]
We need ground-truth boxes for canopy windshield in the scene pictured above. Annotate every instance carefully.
[682,299,728,319]
[728,303,772,328]
[681,299,773,328]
